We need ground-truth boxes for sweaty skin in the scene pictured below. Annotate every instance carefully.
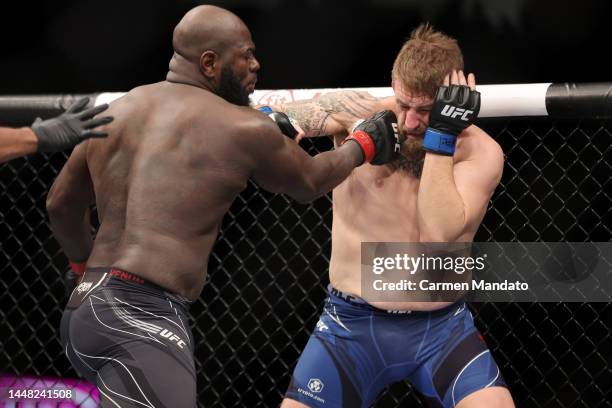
[276,74,504,311]
[47,6,362,300]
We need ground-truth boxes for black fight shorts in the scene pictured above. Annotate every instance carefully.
[60,267,196,408]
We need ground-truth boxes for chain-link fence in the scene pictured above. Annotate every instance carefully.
[1,118,611,407]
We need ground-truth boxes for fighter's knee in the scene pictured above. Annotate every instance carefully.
[455,386,515,408]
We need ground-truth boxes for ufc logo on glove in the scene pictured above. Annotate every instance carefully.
[423,85,481,156]
[440,105,474,121]
[392,122,401,153]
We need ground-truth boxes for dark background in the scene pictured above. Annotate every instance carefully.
[1,1,611,407]
[1,0,611,94]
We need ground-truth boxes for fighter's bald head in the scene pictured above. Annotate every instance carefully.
[167,5,258,102]
[172,5,250,61]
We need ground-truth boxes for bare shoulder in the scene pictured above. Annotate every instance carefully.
[107,83,160,115]
[227,106,285,148]
[235,105,277,132]
[124,83,162,101]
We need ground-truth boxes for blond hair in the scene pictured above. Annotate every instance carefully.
[391,24,463,98]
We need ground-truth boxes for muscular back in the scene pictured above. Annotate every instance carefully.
[86,82,256,299]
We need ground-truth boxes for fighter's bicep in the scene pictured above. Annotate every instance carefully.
[250,130,312,195]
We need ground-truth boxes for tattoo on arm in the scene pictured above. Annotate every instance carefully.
[280,91,381,136]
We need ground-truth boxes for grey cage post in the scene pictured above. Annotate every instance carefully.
[1,83,611,407]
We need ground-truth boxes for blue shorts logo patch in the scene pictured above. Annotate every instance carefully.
[308,378,324,393]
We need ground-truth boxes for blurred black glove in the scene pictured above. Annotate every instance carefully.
[344,110,401,165]
[423,85,480,156]
[32,97,113,153]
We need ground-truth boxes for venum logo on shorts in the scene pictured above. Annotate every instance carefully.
[308,378,324,393]
[75,282,93,294]
[441,105,474,121]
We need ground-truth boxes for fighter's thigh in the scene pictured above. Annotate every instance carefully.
[283,334,363,408]
[428,333,510,408]
[455,386,515,408]
[281,398,311,408]
[93,340,196,408]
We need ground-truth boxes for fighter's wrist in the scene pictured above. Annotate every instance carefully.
[340,137,366,166]
[422,128,457,156]
[343,131,375,164]
[15,127,39,153]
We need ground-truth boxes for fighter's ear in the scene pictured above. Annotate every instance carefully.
[200,50,218,79]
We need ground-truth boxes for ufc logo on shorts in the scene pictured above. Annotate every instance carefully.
[159,329,187,349]
[441,105,473,121]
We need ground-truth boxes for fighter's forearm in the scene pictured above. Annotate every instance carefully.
[277,91,385,137]
[417,154,466,242]
[47,200,93,262]
[274,100,331,137]
[295,141,362,203]
[0,127,38,163]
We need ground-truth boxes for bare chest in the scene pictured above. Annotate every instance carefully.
[333,166,421,241]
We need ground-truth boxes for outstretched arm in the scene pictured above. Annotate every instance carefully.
[247,110,399,203]
[249,119,362,203]
[0,127,38,163]
[0,97,112,164]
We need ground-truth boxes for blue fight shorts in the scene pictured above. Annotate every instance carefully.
[285,286,507,407]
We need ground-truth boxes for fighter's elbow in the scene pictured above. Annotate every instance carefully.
[420,230,451,243]
[46,186,70,218]
[46,189,59,214]
[419,222,466,243]
[291,179,323,204]
[292,188,320,204]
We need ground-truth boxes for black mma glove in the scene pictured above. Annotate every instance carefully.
[343,110,400,165]
[32,97,113,153]
[423,85,480,156]
[258,106,299,139]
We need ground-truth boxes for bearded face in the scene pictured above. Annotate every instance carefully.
[217,65,252,107]
[391,81,434,178]
[395,135,426,178]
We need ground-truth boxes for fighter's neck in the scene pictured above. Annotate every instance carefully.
[165,72,214,93]
[166,53,215,92]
